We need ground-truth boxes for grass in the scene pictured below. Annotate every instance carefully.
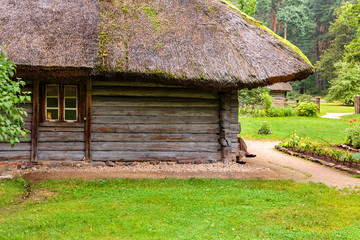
[1,177,360,239]
[239,102,359,144]
[320,102,354,115]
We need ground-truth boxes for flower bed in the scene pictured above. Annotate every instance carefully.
[276,131,360,175]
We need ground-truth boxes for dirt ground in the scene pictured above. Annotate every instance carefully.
[1,140,360,189]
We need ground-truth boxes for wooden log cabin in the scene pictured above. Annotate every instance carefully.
[0,0,313,163]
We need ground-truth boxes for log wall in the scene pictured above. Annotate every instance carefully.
[91,81,222,162]
[0,83,33,161]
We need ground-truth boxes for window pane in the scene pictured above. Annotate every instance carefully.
[47,85,59,97]
[65,110,77,121]
[47,109,59,120]
[65,86,77,97]
[65,98,77,108]
[47,98,58,108]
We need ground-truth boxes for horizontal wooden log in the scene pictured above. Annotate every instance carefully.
[23,113,33,123]
[92,124,220,134]
[92,133,218,142]
[92,116,219,124]
[91,151,222,162]
[0,152,30,161]
[92,87,218,99]
[38,132,85,142]
[38,142,85,151]
[39,122,84,128]
[230,124,241,133]
[39,127,85,132]
[92,142,220,152]
[92,80,186,88]
[92,96,219,108]
[0,143,31,151]
[37,151,85,161]
[92,107,219,117]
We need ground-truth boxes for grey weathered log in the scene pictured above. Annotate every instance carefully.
[38,142,85,151]
[0,152,30,161]
[91,151,221,162]
[38,132,85,142]
[92,96,219,107]
[0,143,31,151]
[38,127,85,132]
[37,151,85,161]
[92,133,218,142]
[92,124,220,134]
[92,87,218,99]
[92,142,220,152]
[92,106,219,117]
[92,116,219,124]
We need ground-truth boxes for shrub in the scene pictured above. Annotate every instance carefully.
[261,93,273,115]
[269,106,296,117]
[297,94,312,102]
[345,119,360,148]
[296,102,319,117]
[258,121,271,134]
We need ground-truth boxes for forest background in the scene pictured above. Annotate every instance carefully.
[228,0,360,104]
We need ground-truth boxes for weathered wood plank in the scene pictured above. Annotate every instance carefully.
[38,127,85,132]
[92,107,219,117]
[91,142,220,152]
[38,142,85,151]
[92,97,219,108]
[0,143,31,151]
[92,80,186,88]
[92,116,219,124]
[31,80,39,161]
[92,133,218,142]
[86,79,92,161]
[91,151,222,162]
[0,152,30,161]
[37,151,85,161]
[38,132,85,142]
[92,124,221,134]
[92,87,218,99]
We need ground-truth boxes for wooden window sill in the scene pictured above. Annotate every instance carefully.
[39,122,84,128]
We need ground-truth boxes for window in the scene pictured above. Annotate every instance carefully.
[45,84,78,122]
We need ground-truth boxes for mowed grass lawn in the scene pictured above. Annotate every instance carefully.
[1,178,360,239]
[239,102,360,144]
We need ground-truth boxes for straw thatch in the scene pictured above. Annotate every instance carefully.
[0,0,99,68]
[268,83,293,92]
[0,0,314,90]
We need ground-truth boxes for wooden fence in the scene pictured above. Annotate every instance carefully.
[273,97,321,112]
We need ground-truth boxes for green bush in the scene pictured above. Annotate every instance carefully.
[261,93,273,115]
[296,102,319,117]
[269,106,296,117]
[258,121,271,134]
[345,119,360,148]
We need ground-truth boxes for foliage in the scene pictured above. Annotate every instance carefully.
[296,102,319,117]
[326,61,360,105]
[1,178,360,239]
[227,0,257,16]
[238,87,269,116]
[0,47,31,146]
[316,1,360,86]
[297,93,312,102]
[280,131,360,167]
[261,92,273,115]
[258,121,272,134]
[268,105,296,117]
[345,118,360,148]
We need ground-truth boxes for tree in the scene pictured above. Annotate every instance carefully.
[316,1,359,85]
[227,0,257,16]
[0,47,31,146]
[326,61,360,105]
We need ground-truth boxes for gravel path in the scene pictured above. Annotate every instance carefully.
[321,112,353,119]
[1,140,360,189]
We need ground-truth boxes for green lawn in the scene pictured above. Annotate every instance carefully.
[239,102,359,144]
[320,102,354,115]
[1,178,360,239]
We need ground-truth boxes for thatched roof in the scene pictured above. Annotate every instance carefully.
[268,83,293,92]
[0,0,313,90]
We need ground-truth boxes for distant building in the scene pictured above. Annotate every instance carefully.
[268,83,293,99]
